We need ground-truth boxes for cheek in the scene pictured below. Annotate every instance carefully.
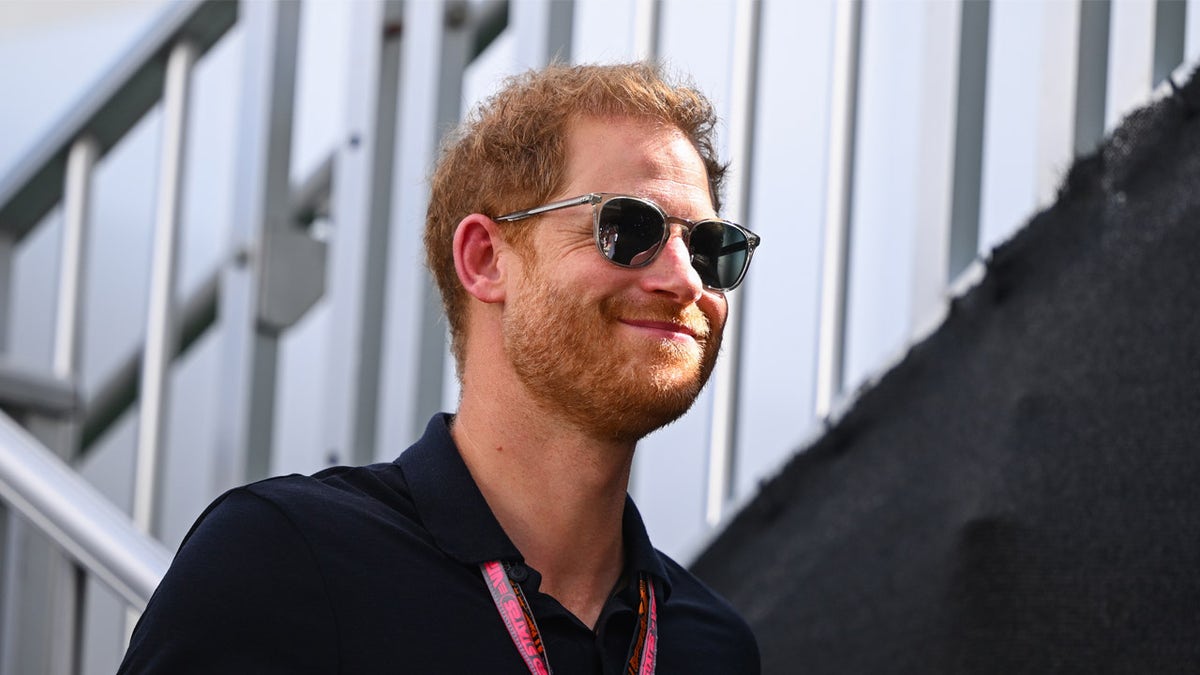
[533,238,612,282]
[703,294,729,331]
[540,226,600,263]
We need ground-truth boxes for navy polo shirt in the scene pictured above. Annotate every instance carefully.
[119,414,759,674]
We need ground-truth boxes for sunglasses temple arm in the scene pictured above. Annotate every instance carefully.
[494,194,598,222]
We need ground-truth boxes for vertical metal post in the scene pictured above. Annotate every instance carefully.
[512,0,574,67]
[213,0,300,489]
[408,1,473,442]
[705,0,761,527]
[53,134,100,675]
[634,0,661,61]
[324,0,404,467]
[948,0,990,281]
[814,0,862,420]
[380,0,508,454]
[1153,0,1187,84]
[0,133,99,675]
[54,137,100,383]
[1075,0,1111,157]
[0,518,17,675]
[1,519,83,675]
[69,565,86,675]
[0,230,13,671]
[51,135,99,675]
[0,504,6,675]
[133,40,196,537]
[0,235,12,352]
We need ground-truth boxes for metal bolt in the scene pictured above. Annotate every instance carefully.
[445,1,468,28]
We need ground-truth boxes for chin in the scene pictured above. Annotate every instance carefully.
[594,361,712,443]
[593,394,699,444]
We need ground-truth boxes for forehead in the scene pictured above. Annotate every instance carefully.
[560,115,714,216]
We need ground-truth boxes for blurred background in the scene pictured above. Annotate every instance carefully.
[1,0,1196,672]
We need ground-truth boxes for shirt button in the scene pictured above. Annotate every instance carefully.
[508,564,529,582]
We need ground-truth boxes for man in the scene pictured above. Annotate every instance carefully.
[120,62,761,674]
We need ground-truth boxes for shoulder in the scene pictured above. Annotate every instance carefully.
[161,463,430,593]
[242,461,416,520]
[655,550,761,674]
[119,464,422,673]
[120,481,339,673]
[167,463,417,558]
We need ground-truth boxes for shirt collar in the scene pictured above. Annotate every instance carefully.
[396,413,521,564]
[396,414,672,598]
[620,493,672,599]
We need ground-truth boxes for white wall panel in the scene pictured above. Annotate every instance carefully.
[909,1,961,341]
[732,0,833,504]
[290,1,351,181]
[572,0,642,63]
[1106,0,1156,131]
[978,0,1042,256]
[1037,0,1081,206]
[841,1,923,393]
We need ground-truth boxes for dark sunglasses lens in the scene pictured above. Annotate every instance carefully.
[690,221,750,290]
[597,198,666,266]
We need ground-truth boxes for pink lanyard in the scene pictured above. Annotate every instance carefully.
[481,561,658,675]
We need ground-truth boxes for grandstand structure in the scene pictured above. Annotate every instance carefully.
[0,1,1195,672]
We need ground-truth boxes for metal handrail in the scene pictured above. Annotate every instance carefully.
[0,0,236,241]
[0,1,239,647]
[0,411,171,608]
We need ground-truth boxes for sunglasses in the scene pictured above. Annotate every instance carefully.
[494,193,761,291]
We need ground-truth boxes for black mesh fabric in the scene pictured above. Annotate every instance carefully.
[692,67,1200,674]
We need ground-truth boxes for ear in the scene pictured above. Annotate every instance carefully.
[453,213,509,304]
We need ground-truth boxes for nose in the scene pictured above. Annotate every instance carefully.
[637,222,704,303]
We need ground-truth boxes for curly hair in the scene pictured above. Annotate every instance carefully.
[424,62,727,374]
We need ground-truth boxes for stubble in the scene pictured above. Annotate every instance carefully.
[503,276,723,444]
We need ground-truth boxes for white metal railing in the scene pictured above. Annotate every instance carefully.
[0,2,238,673]
[0,2,506,672]
[0,412,170,609]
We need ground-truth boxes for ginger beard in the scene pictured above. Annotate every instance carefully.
[503,265,724,444]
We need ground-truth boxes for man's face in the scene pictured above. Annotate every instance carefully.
[501,116,728,443]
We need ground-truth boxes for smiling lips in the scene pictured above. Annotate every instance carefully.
[620,318,707,341]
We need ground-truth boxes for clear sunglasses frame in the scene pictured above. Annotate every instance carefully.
[494,192,761,291]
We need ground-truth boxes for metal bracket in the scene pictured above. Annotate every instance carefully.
[258,230,327,335]
[0,362,76,419]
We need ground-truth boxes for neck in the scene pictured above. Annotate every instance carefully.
[452,378,636,630]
